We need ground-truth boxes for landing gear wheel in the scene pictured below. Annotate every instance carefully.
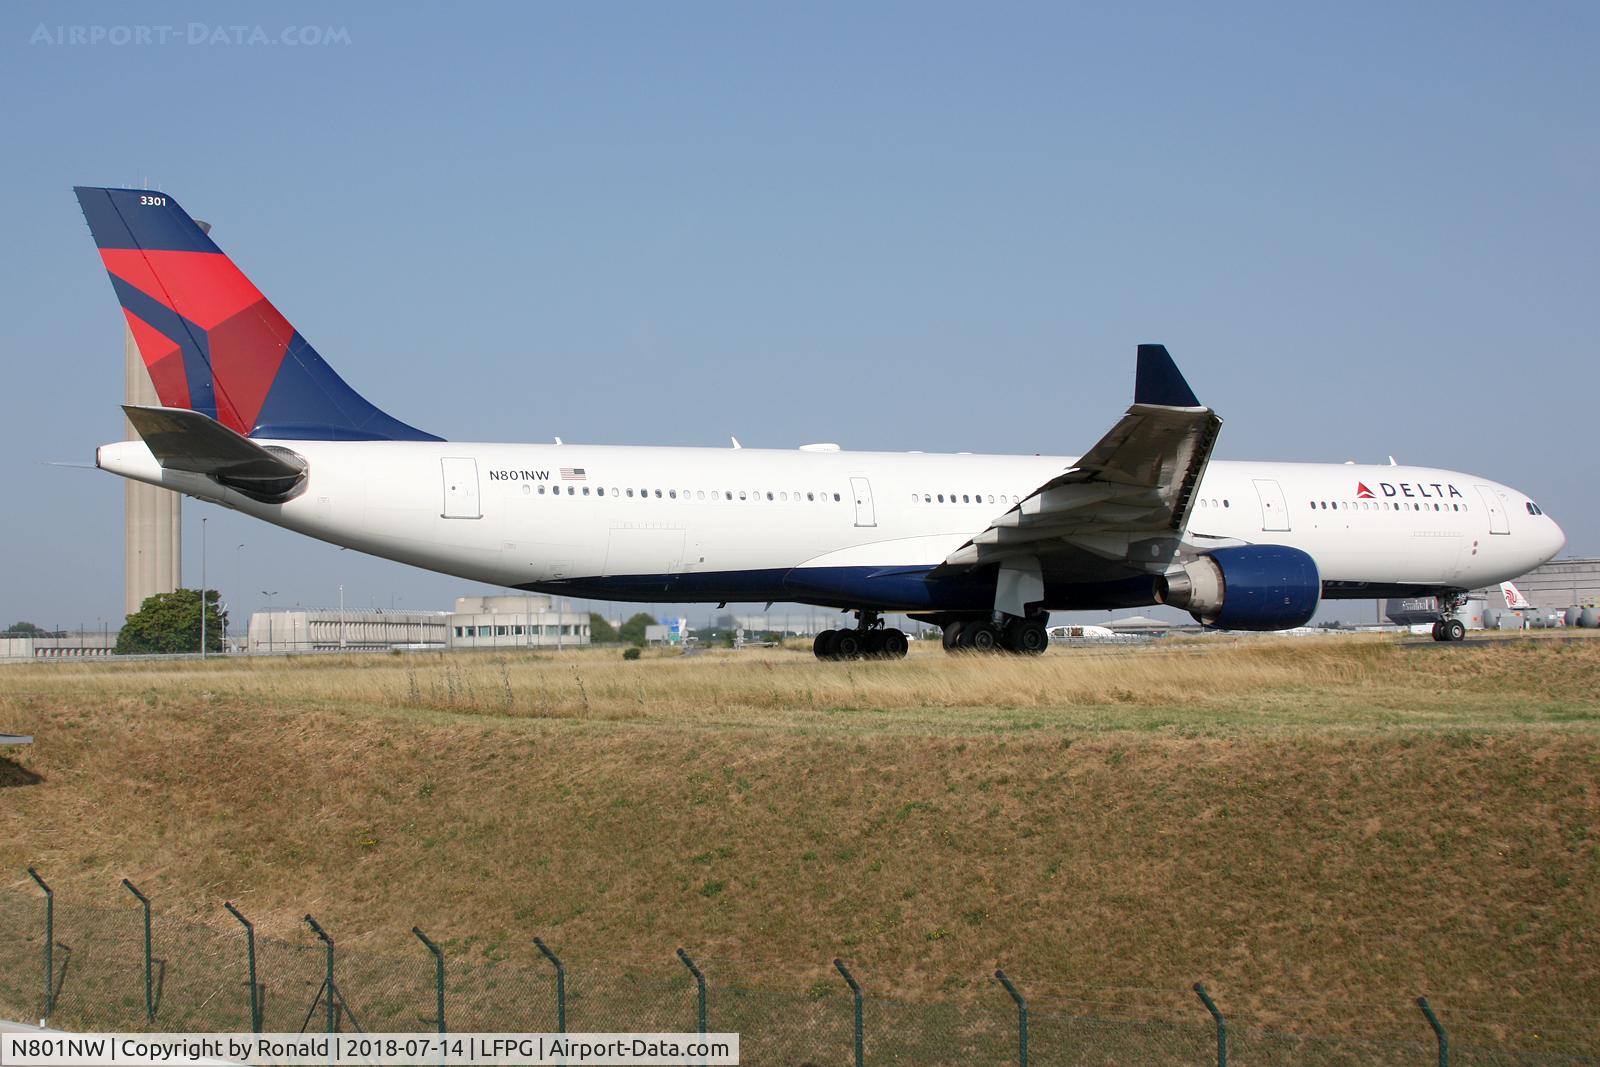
[1006,618,1049,655]
[834,630,862,659]
[879,628,909,659]
[1430,621,1445,642]
[862,629,887,657]
[1444,619,1466,642]
[814,630,838,659]
[963,622,1001,652]
[941,621,965,651]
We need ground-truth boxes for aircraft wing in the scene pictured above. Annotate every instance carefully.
[939,345,1222,577]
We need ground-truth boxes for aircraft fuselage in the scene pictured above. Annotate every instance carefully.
[97,438,1565,614]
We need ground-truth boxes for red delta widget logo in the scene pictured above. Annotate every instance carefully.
[1357,481,1464,500]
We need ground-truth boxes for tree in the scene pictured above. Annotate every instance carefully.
[588,613,619,643]
[116,589,227,655]
[618,612,658,646]
[5,621,44,636]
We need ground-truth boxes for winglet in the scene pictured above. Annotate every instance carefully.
[1134,344,1201,408]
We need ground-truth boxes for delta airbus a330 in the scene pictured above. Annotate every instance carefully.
[76,187,1565,658]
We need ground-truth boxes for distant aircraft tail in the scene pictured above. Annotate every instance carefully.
[1500,581,1533,610]
[73,186,439,442]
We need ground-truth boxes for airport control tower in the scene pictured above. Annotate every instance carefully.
[121,218,208,616]
[123,317,181,615]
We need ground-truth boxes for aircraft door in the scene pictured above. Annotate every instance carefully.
[850,476,877,528]
[1475,485,1509,535]
[1252,478,1290,532]
[441,458,481,519]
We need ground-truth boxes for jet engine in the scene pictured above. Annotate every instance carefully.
[1154,545,1320,630]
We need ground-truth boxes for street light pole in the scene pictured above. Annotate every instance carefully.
[339,584,346,649]
[235,544,245,643]
[200,516,208,659]
[261,590,278,654]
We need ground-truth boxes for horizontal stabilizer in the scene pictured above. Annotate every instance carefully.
[123,405,307,501]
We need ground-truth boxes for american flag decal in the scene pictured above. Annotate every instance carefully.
[560,468,587,481]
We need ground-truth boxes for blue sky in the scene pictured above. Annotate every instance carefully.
[2,2,1595,631]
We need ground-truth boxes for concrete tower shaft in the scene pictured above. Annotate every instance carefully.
[123,319,181,616]
[121,218,209,617]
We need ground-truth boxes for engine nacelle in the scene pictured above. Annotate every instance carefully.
[1154,545,1320,630]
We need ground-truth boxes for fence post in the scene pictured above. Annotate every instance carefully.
[1193,983,1227,1067]
[995,969,1028,1067]
[533,937,565,1033]
[26,867,52,1023]
[1417,997,1449,1067]
[676,949,707,1034]
[223,903,261,1033]
[413,927,446,1034]
[121,879,154,1023]
[304,915,335,1034]
[833,958,863,1067]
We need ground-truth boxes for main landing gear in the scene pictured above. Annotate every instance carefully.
[813,610,910,660]
[940,613,1050,656]
[1431,592,1469,642]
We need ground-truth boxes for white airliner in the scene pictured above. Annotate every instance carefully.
[76,187,1566,658]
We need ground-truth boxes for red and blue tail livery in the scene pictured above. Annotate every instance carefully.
[74,186,438,442]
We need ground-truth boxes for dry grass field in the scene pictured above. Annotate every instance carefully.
[1,633,1597,1046]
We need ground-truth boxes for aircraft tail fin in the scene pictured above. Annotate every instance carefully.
[74,186,439,442]
[1500,581,1533,610]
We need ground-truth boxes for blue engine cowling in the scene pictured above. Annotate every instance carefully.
[1155,545,1320,630]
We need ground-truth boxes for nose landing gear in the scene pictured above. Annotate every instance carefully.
[1431,592,1469,642]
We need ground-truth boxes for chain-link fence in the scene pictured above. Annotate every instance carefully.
[1,881,1593,1065]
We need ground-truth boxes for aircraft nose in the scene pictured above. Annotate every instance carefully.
[1545,515,1568,561]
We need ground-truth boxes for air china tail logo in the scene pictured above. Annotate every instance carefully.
[1356,481,1464,500]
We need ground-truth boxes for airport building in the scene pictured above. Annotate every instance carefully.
[247,609,450,653]
[1496,557,1600,611]
[733,612,845,636]
[1385,556,1600,628]
[446,595,590,649]
[0,631,119,662]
